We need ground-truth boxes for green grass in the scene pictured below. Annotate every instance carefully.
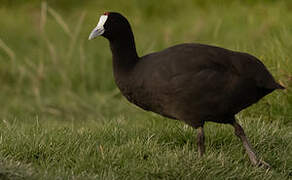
[0,0,291,179]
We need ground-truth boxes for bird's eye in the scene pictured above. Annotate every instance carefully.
[103,12,110,16]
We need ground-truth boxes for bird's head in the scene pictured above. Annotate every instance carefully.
[88,12,132,41]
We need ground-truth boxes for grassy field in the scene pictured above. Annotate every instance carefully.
[0,0,291,179]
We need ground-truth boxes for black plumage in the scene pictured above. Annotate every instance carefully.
[89,12,284,168]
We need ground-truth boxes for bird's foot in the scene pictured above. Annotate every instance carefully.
[257,159,271,169]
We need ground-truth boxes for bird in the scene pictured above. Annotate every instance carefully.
[88,12,284,168]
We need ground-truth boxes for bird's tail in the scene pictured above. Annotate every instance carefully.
[275,83,285,90]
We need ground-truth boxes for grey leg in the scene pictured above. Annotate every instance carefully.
[232,121,270,168]
[197,126,205,157]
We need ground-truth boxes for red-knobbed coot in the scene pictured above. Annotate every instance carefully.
[89,12,284,168]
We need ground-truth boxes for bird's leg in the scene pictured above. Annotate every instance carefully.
[232,121,270,168]
[197,126,205,157]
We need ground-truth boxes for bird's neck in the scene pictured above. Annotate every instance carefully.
[109,33,139,71]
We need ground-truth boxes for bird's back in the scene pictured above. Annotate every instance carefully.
[117,43,283,126]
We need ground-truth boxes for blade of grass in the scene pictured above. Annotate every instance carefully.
[40,2,47,34]
[67,11,86,59]
[48,7,72,38]
[0,38,15,62]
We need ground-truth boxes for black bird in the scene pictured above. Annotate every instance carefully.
[89,12,284,167]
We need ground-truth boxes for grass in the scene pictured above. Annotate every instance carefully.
[0,0,291,179]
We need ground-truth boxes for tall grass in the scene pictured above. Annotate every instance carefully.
[0,0,291,179]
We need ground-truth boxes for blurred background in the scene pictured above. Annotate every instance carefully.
[0,0,291,122]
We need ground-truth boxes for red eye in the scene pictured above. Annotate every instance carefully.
[103,12,110,15]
